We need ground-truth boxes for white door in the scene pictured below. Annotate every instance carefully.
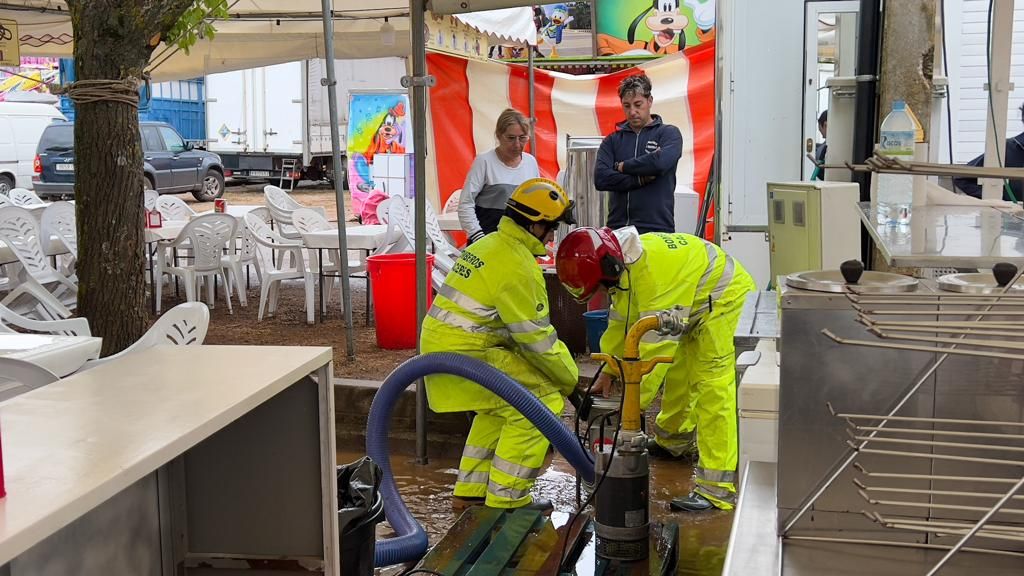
[257,62,303,154]
[802,1,859,179]
[206,69,251,153]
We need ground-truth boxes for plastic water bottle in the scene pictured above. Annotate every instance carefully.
[877,100,915,225]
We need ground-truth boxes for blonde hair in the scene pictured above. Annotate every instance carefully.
[494,108,531,139]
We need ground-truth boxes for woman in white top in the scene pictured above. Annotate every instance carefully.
[458,108,541,243]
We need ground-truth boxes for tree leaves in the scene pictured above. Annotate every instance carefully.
[166,0,230,54]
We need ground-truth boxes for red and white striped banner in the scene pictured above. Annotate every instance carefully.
[426,42,715,227]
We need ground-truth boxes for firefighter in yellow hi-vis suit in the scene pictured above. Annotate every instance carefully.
[421,178,578,511]
[555,226,756,511]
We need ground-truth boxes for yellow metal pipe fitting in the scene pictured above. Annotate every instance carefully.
[591,314,674,432]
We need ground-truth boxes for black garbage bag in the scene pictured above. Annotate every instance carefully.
[337,456,382,534]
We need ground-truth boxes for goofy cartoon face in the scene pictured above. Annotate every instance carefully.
[629,0,689,50]
[364,102,407,164]
[377,104,403,147]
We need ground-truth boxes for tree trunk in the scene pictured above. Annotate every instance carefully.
[67,0,193,355]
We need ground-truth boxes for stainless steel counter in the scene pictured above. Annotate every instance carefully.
[735,291,778,359]
[724,463,1024,575]
[857,202,1024,268]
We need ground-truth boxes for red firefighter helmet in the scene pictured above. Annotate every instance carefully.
[555,227,625,302]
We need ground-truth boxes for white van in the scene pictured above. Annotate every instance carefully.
[0,100,66,193]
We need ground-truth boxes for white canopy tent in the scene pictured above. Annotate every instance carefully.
[0,1,535,81]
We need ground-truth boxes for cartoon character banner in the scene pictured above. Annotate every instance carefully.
[346,92,411,216]
[426,12,489,62]
[596,0,715,57]
[0,57,59,99]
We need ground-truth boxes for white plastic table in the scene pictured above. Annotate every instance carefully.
[301,225,388,323]
[301,224,389,251]
[193,205,262,220]
[0,345,338,574]
[435,212,462,231]
[0,333,101,377]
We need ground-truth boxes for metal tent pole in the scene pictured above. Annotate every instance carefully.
[319,0,355,359]
[410,0,431,464]
[528,47,536,153]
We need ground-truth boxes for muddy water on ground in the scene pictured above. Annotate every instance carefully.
[339,448,731,575]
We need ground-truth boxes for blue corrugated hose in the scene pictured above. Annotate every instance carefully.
[366,352,595,567]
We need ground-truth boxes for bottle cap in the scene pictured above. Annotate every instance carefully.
[893,100,906,110]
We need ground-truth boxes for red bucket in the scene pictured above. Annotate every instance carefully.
[367,253,435,350]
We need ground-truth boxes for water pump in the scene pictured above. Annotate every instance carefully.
[590,311,685,560]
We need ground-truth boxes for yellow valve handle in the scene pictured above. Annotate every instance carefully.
[588,354,674,432]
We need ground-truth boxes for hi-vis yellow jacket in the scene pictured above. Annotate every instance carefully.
[600,231,756,404]
[421,216,579,412]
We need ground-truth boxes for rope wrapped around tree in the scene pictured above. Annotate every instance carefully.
[54,78,142,108]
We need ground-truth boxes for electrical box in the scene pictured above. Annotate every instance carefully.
[767,181,860,281]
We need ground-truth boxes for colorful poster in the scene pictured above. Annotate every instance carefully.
[494,3,592,60]
[596,0,715,57]
[346,92,412,218]
[0,56,59,99]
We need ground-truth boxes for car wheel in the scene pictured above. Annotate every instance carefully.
[0,175,13,195]
[193,169,225,202]
[144,175,156,192]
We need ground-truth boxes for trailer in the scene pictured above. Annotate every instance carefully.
[204,57,407,187]
[58,59,207,143]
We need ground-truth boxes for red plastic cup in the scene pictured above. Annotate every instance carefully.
[145,210,162,229]
[214,199,226,213]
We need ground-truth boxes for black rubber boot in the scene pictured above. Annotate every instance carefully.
[669,491,715,512]
[646,442,684,460]
[517,498,554,513]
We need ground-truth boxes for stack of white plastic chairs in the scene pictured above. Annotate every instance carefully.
[0,205,77,319]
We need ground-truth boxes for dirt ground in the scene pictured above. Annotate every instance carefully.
[162,181,416,380]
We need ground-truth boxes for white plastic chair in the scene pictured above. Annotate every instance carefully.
[156,213,237,313]
[292,208,368,273]
[424,201,460,267]
[0,206,77,319]
[144,190,159,211]
[9,188,44,207]
[245,212,315,324]
[387,196,449,290]
[0,302,90,336]
[221,214,261,307]
[81,302,209,370]
[292,208,369,315]
[442,189,462,213]
[264,185,303,239]
[156,195,196,221]
[40,201,77,259]
[0,357,59,402]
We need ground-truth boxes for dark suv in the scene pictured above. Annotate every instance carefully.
[33,121,225,201]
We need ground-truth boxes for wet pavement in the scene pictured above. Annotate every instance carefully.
[340,447,732,575]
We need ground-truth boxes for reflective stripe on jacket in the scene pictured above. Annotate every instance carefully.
[421,216,578,412]
[599,231,755,390]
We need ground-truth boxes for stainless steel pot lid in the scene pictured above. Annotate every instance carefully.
[785,269,919,293]
[937,272,1024,294]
